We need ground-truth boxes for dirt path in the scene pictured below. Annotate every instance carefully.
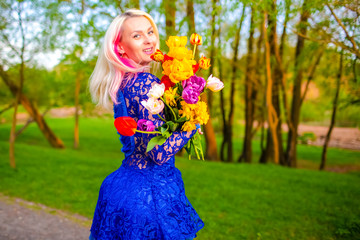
[296,124,360,151]
[0,194,91,240]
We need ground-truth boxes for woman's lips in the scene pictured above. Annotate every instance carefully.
[143,47,154,55]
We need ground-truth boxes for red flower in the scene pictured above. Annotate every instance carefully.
[114,117,137,136]
[161,75,175,90]
[192,64,199,74]
[163,54,174,62]
[150,49,164,62]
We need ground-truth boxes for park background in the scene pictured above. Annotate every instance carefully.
[0,0,359,239]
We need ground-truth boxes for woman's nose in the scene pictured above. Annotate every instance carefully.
[143,34,153,44]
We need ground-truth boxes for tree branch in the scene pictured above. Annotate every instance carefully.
[0,32,21,57]
[326,4,359,52]
[292,30,360,59]
[300,47,324,105]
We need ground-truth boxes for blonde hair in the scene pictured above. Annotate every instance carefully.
[89,9,160,109]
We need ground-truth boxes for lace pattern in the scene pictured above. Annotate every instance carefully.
[90,73,204,240]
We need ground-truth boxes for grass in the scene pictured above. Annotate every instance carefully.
[0,117,360,239]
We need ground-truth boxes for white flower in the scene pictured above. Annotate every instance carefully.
[206,75,224,92]
[147,83,165,99]
[141,98,165,115]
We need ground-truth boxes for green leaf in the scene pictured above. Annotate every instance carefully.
[167,121,179,132]
[175,116,188,123]
[160,125,169,134]
[192,132,205,160]
[173,108,179,116]
[146,136,167,152]
[184,141,192,160]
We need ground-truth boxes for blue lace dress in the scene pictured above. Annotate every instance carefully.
[89,72,204,240]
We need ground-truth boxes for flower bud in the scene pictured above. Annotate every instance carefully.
[114,117,137,136]
[206,74,224,92]
[151,49,164,62]
[198,56,211,70]
[147,83,165,99]
[190,33,203,46]
[141,98,165,115]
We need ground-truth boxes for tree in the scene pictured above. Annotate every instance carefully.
[260,0,284,164]
[239,6,255,163]
[0,66,65,149]
[263,10,280,164]
[0,0,67,167]
[202,0,219,161]
[220,4,246,162]
[320,50,343,170]
[164,0,176,39]
[285,0,310,167]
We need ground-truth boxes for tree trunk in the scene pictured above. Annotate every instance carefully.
[202,0,219,161]
[263,11,280,164]
[255,18,267,164]
[221,4,246,162]
[239,7,255,163]
[207,0,217,112]
[0,66,65,149]
[286,0,310,167]
[164,0,176,39]
[186,0,195,36]
[320,51,342,170]
[74,71,82,149]
[9,59,24,169]
[262,1,283,164]
[218,28,227,162]
[201,94,219,161]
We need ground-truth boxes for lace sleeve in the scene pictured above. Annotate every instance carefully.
[132,73,196,165]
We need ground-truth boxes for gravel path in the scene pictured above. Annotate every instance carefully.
[0,195,91,240]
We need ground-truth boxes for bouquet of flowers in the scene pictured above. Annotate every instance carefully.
[114,33,224,160]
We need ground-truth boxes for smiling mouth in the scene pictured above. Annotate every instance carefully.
[143,47,154,55]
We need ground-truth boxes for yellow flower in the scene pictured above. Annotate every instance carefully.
[162,58,194,84]
[190,33,203,45]
[167,47,193,61]
[166,36,188,48]
[182,121,197,132]
[164,87,178,107]
[198,56,211,70]
[179,101,195,120]
[194,101,209,125]
[162,60,173,76]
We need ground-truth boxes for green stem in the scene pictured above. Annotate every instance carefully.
[161,96,177,121]
[136,130,161,134]
[193,44,197,59]
[157,114,167,122]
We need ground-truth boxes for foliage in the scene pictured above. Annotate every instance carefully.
[0,0,359,163]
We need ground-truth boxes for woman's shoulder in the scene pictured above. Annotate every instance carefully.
[122,72,160,98]
[131,72,160,92]
[136,72,160,85]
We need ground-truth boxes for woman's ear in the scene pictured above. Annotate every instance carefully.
[117,45,125,55]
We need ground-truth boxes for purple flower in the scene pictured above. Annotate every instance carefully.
[182,86,200,104]
[182,75,206,93]
[137,119,155,132]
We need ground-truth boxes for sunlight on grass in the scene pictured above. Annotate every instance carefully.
[0,117,359,240]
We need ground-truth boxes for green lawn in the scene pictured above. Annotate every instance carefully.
[0,117,359,240]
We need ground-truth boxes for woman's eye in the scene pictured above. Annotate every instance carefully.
[148,30,154,35]
[133,34,141,39]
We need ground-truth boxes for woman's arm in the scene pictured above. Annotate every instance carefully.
[135,74,196,165]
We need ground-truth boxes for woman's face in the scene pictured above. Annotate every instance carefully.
[120,16,157,66]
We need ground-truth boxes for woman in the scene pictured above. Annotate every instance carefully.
[89,9,204,240]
